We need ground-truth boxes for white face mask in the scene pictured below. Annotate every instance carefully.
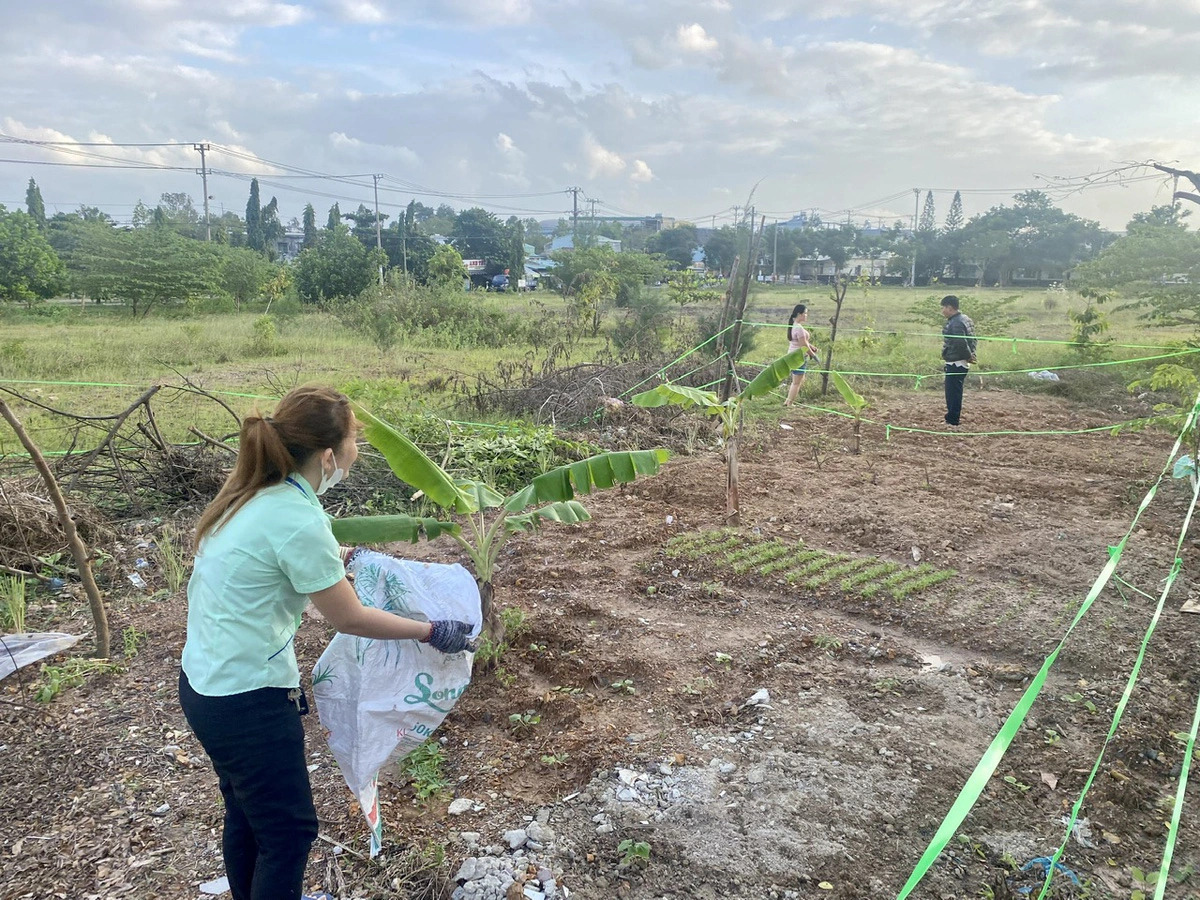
[315,451,345,496]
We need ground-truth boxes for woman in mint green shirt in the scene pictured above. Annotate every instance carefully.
[179,385,470,900]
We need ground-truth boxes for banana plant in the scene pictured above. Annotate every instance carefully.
[632,348,807,525]
[830,371,869,454]
[331,405,669,642]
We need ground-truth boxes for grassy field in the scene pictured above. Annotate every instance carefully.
[0,283,1193,455]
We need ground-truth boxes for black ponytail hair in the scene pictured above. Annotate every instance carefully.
[788,304,807,342]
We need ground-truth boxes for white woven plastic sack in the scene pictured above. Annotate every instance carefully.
[312,550,480,856]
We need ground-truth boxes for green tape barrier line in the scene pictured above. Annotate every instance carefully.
[782,399,1159,440]
[737,346,1200,382]
[740,322,1186,352]
[1036,475,1199,899]
[1155,675,1200,900]
[895,395,1200,900]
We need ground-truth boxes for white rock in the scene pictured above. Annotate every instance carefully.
[448,798,475,816]
[199,876,230,895]
[745,688,771,707]
[504,829,528,850]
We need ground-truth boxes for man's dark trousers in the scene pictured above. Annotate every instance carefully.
[944,364,966,425]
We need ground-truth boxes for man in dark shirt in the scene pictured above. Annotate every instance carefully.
[940,296,977,426]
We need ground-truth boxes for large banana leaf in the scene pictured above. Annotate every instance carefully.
[332,515,460,544]
[742,349,810,400]
[503,449,669,512]
[505,500,592,534]
[456,478,506,510]
[631,383,723,412]
[831,370,868,411]
[353,404,476,513]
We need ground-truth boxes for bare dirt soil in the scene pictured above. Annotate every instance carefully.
[5,386,1200,900]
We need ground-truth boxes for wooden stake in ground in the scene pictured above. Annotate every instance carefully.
[0,400,111,659]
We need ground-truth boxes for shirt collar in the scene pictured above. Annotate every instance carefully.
[284,474,321,508]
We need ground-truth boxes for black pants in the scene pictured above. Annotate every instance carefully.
[179,671,318,900]
[944,364,967,425]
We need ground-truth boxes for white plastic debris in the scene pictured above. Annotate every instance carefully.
[199,876,230,895]
[0,633,81,681]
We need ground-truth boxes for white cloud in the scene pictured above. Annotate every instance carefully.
[331,0,388,24]
[630,159,654,183]
[496,133,516,153]
[674,23,719,55]
[583,135,626,178]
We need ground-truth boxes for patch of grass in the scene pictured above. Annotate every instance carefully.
[36,657,124,702]
[0,573,28,633]
[399,740,451,801]
[889,568,957,600]
[156,527,190,594]
[840,561,903,592]
[758,548,823,577]
[784,553,846,584]
[805,556,877,589]
[730,541,792,574]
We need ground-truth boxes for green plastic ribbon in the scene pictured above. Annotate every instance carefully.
[895,395,1200,899]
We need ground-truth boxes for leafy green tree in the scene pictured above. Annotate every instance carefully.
[956,191,1105,286]
[0,204,66,305]
[1073,224,1200,329]
[74,226,220,316]
[419,204,457,237]
[944,191,964,232]
[25,178,46,229]
[132,200,153,229]
[293,229,386,303]
[261,196,284,258]
[155,192,202,238]
[918,191,937,233]
[246,179,264,252]
[343,203,386,250]
[427,243,468,287]
[703,226,740,276]
[646,224,699,269]
[326,203,342,231]
[221,247,280,309]
[451,208,508,268]
[302,204,318,249]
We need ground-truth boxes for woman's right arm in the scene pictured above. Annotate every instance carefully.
[309,578,432,641]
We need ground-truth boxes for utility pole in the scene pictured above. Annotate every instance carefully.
[568,186,581,244]
[372,174,383,284]
[772,220,778,283]
[910,188,920,288]
[193,143,211,241]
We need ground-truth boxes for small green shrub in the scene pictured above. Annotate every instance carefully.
[36,658,124,702]
[399,740,451,800]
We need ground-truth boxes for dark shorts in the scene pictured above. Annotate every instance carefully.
[790,364,807,375]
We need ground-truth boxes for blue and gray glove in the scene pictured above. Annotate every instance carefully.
[424,620,474,654]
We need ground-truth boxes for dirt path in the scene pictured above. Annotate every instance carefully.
[3,388,1200,899]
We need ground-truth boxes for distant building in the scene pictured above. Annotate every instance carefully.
[275,230,305,261]
[547,234,622,253]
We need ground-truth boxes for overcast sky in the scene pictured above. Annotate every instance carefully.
[0,0,1195,231]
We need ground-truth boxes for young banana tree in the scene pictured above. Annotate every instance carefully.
[632,348,807,525]
[331,406,668,642]
[830,371,869,455]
